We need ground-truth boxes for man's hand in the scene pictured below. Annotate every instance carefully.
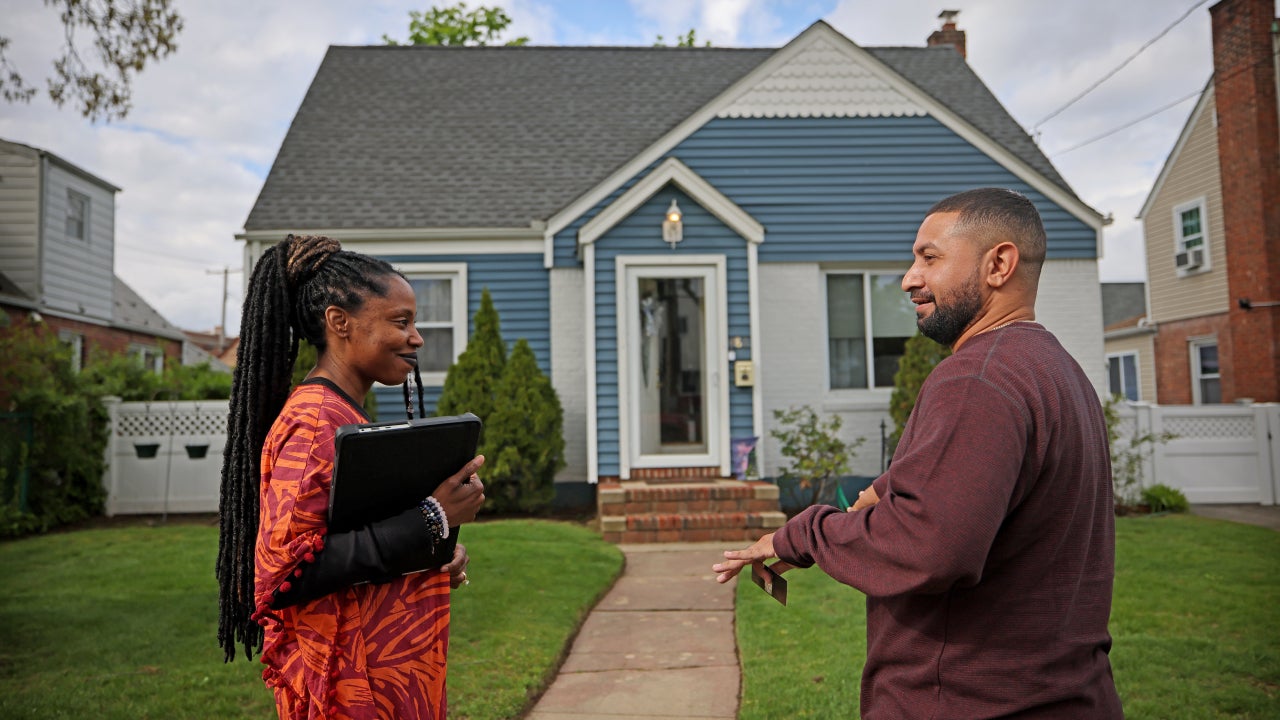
[849,486,879,512]
[441,542,470,589]
[712,532,776,583]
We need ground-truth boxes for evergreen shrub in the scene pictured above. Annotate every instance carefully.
[484,339,564,513]
[1141,483,1189,514]
[436,289,564,514]
[887,332,950,457]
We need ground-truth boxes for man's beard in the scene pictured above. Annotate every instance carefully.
[916,272,983,346]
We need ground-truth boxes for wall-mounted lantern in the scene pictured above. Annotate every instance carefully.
[662,199,683,249]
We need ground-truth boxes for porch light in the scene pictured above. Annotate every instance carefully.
[663,199,683,249]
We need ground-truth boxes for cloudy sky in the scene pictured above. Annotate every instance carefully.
[1,0,1229,335]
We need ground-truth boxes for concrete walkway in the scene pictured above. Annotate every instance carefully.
[526,505,1280,718]
[1190,503,1280,531]
[527,543,738,719]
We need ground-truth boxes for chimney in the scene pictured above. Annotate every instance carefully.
[1211,0,1280,402]
[927,9,966,59]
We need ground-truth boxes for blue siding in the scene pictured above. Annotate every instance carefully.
[553,116,1095,266]
[374,252,550,421]
[591,188,754,478]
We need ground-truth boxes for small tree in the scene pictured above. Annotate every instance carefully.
[887,333,951,456]
[384,3,528,46]
[482,339,564,513]
[770,406,864,510]
[1102,395,1176,511]
[437,288,505,433]
[0,324,107,537]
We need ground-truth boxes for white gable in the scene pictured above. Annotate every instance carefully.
[718,34,925,119]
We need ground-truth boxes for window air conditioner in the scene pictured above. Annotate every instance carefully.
[1175,246,1205,270]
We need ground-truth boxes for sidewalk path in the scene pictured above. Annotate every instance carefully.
[526,542,738,719]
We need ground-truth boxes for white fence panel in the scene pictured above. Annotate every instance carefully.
[1119,402,1278,505]
[102,398,229,515]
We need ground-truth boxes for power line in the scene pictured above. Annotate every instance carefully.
[1047,87,1203,157]
[116,241,236,268]
[1046,44,1279,157]
[1033,0,1212,130]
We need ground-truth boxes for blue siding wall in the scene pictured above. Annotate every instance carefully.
[591,187,754,478]
[374,253,549,421]
[553,116,1096,265]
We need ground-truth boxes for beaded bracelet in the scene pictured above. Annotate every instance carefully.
[417,496,450,540]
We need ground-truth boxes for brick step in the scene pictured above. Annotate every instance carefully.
[596,479,783,544]
[597,480,780,516]
[599,510,786,544]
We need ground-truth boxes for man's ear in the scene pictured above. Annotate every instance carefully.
[324,305,350,339]
[985,242,1020,288]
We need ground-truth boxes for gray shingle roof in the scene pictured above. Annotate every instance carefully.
[114,277,186,340]
[245,39,1079,231]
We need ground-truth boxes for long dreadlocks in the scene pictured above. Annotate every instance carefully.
[216,234,419,662]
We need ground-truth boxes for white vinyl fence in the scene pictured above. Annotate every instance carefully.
[100,398,1280,514]
[101,397,229,516]
[1111,402,1279,505]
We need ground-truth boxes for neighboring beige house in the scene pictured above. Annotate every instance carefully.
[1101,282,1155,401]
[1135,0,1280,405]
[0,137,206,370]
[1136,82,1229,404]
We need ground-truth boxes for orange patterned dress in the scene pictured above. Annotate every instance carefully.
[253,381,450,720]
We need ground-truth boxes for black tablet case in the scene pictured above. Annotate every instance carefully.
[328,413,482,534]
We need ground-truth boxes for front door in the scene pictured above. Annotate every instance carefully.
[621,261,723,472]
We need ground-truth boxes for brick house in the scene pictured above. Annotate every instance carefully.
[1136,0,1279,404]
[0,138,196,371]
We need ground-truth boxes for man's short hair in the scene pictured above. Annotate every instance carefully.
[928,188,1047,275]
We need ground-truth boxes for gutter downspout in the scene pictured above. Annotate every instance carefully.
[36,154,47,306]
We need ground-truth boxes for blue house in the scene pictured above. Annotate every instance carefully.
[241,19,1106,520]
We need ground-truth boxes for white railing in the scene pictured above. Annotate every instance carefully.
[1113,402,1279,505]
[101,397,229,516]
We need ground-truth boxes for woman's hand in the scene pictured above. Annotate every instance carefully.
[431,455,486,526]
[441,543,470,589]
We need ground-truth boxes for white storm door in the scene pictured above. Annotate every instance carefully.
[619,259,725,471]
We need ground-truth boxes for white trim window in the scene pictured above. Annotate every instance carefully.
[1189,337,1221,405]
[398,263,468,386]
[58,330,84,373]
[825,272,917,390]
[129,343,164,374]
[1106,352,1140,401]
[1172,198,1210,276]
[66,189,89,242]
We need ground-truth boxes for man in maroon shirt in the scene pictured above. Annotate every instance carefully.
[714,188,1123,718]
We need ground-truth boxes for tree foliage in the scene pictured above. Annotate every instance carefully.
[887,332,951,456]
[0,0,184,121]
[770,406,863,509]
[384,3,528,46]
[0,323,107,537]
[483,339,564,513]
[437,287,505,428]
[653,29,711,47]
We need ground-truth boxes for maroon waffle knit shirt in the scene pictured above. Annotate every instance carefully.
[773,322,1123,719]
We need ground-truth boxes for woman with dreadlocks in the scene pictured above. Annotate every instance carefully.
[217,234,486,719]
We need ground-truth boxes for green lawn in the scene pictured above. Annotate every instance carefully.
[0,518,622,720]
[737,514,1280,719]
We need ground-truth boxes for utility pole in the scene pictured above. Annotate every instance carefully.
[205,266,242,353]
